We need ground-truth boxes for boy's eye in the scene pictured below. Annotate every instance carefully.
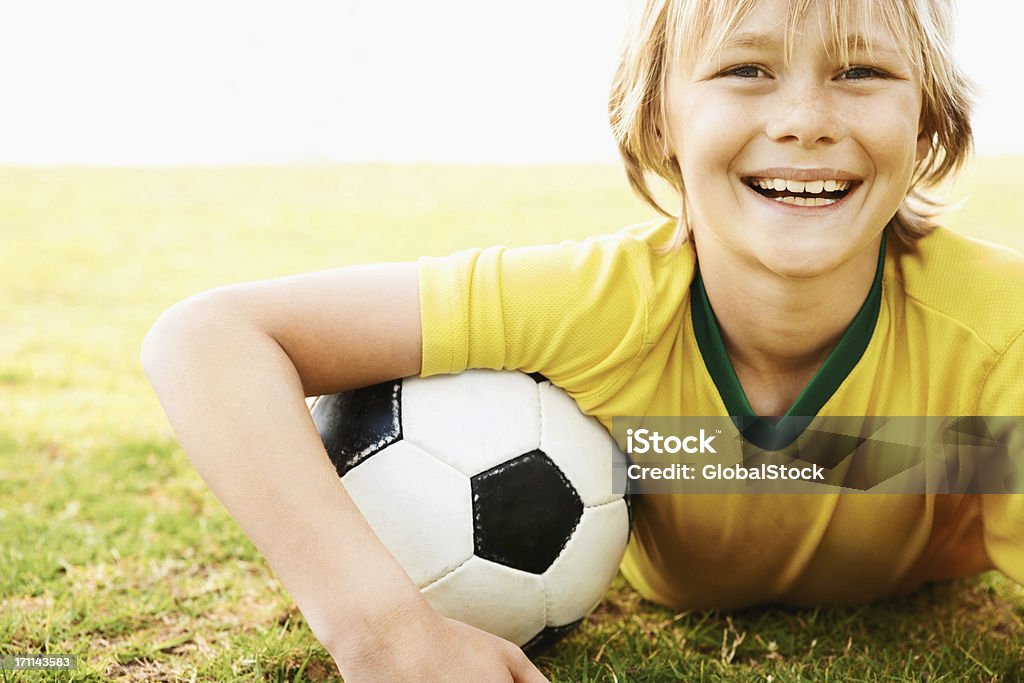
[723,64,767,79]
[838,66,887,80]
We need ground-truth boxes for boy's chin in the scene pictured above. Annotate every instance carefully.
[753,222,884,279]
[751,243,853,281]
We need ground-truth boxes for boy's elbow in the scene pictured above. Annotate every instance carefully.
[140,292,231,387]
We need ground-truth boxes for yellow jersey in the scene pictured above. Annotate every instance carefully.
[417,219,1024,608]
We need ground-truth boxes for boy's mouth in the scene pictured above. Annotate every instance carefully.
[742,176,859,207]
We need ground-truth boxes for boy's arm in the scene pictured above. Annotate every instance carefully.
[141,262,547,682]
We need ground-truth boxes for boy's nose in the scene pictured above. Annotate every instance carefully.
[764,81,841,148]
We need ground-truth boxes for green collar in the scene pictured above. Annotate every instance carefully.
[691,235,886,450]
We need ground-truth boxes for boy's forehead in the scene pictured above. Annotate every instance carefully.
[679,0,911,63]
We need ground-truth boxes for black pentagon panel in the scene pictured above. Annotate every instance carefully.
[471,450,583,574]
[522,619,583,657]
[527,371,550,384]
[311,380,402,477]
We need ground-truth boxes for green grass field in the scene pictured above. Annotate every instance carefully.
[2,160,1023,682]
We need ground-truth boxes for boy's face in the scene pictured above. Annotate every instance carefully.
[665,0,928,277]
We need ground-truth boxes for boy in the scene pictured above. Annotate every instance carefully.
[142,0,1022,679]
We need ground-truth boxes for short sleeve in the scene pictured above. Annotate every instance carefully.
[977,330,1024,585]
[417,232,652,406]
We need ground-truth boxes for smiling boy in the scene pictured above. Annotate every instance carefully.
[142,0,1023,679]
[591,0,1023,609]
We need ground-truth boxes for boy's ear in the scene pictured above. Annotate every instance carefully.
[655,125,672,160]
[915,130,931,163]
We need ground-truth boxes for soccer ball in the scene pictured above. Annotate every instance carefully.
[310,369,631,655]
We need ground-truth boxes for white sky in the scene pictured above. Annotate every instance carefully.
[0,1,1017,165]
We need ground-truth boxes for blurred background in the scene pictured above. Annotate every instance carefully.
[2,2,1022,680]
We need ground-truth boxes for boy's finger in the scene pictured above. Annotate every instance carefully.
[514,668,551,683]
[510,651,550,683]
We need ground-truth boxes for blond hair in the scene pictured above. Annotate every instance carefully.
[609,0,974,249]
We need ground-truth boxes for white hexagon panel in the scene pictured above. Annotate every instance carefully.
[538,380,627,506]
[422,555,547,646]
[341,440,474,588]
[542,499,631,626]
[402,370,541,476]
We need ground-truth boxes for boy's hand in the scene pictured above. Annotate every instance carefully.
[335,610,550,682]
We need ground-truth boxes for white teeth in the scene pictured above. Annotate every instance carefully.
[751,178,852,193]
[773,196,838,206]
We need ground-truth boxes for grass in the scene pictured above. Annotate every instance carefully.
[1,160,1023,681]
